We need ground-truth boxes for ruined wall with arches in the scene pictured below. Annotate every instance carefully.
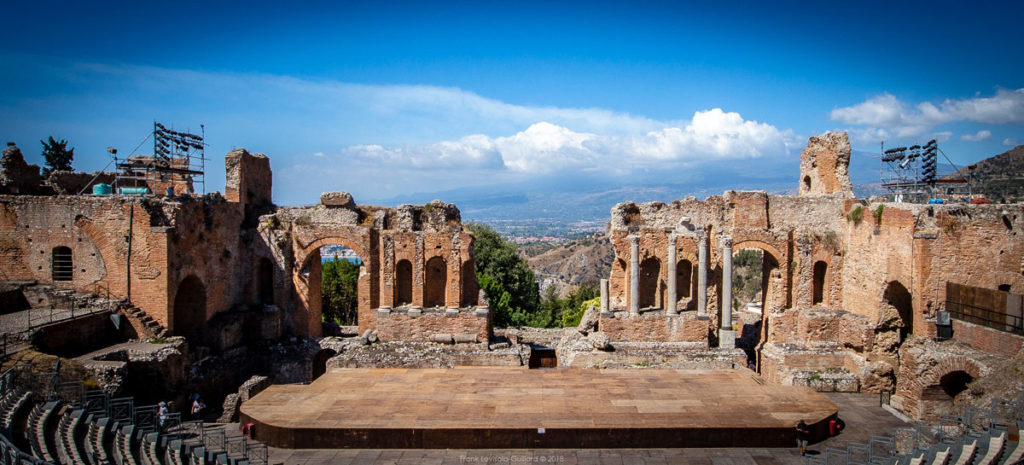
[602,132,1024,420]
[263,195,486,341]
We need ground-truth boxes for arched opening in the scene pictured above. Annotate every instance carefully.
[461,259,478,307]
[884,281,914,342]
[676,259,693,301]
[395,259,413,306]
[998,284,1012,292]
[257,258,274,305]
[173,275,207,345]
[939,371,973,398]
[311,349,337,380]
[320,244,363,326]
[424,256,447,308]
[920,370,974,419]
[638,257,661,309]
[803,176,812,191]
[812,261,828,305]
[51,246,73,282]
[732,249,764,313]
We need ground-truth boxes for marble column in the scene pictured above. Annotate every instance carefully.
[719,235,736,349]
[599,279,609,312]
[629,235,640,315]
[666,233,678,315]
[697,230,708,316]
[721,235,733,330]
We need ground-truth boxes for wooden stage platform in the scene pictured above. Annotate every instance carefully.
[239,367,838,449]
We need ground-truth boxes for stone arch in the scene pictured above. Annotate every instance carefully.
[395,259,413,306]
[883,280,914,342]
[812,260,828,305]
[424,256,447,308]
[51,246,73,282]
[173,275,207,344]
[916,358,982,419]
[803,175,812,192]
[639,257,661,309]
[257,257,274,305]
[295,235,369,337]
[311,349,337,380]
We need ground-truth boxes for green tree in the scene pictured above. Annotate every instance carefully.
[322,257,359,325]
[468,223,540,327]
[40,136,74,179]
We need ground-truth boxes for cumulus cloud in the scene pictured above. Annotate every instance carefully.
[1006,138,1021,147]
[961,130,992,142]
[336,109,796,176]
[832,88,1024,137]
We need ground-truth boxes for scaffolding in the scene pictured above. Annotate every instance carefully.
[114,121,206,195]
[881,139,968,203]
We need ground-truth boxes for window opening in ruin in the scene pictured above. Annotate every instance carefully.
[321,245,362,326]
[803,176,812,191]
[884,281,914,342]
[732,249,765,313]
[395,259,413,306]
[639,257,661,309]
[812,261,828,305]
[461,259,478,307]
[51,246,73,281]
[998,284,1011,292]
[257,258,274,305]
[938,370,973,398]
[424,256,448,308]
[312,349,337,380]
[677,259,693,300]
[173,275,207,344]
[528,346,558,368]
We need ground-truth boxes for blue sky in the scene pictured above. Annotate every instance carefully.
[1,1,1022,207]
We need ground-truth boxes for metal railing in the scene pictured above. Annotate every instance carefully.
[946,299,1024,335]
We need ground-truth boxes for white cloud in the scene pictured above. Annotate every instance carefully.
[335,109,795,176]
[1006,138,1020,147]
[312,151,324,157]
[933,131,953,143]
[961,130,992,142]
[831,88,1024,137]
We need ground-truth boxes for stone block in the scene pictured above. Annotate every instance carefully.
[320,191,355,208]
[718,330,737,349]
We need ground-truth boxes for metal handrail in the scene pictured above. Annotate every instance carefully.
[946,300,1024,335]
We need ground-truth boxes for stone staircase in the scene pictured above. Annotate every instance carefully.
[121,306,170,340]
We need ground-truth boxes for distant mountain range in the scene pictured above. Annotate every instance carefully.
[365,146,1016,226]
[947,145,1024,202]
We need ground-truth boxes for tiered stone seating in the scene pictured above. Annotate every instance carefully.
[85,416,113,465]
[140,431,165,465]
[187,445,206,465]
[55,408,88,465]
[951,438,977,465]
[0,390,32,433]
[976,431,1007,465]
[163,439,184,465]
[27,401,63,463]
[114,423,141,465]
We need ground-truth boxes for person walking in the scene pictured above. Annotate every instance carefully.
[190,394,206,420]
[795,419,810,456]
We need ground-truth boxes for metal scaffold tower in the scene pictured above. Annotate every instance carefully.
[114,121,206,195]
[880,139,968,203]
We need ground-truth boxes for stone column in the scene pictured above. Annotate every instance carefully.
[697,230,708,316]
[666,233,678,315]
[720,235,736,349]
[599,278,609,312]
[629,235,640,315]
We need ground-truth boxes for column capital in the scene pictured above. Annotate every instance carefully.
[695,228,707,241]
[719,235,733,248]
[628,234,640,245]
[667,231,677,242]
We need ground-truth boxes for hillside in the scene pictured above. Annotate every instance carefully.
[522,235,614,297]
[949,145,1024,202]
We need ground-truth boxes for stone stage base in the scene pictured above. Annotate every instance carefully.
[239,367,838,449]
